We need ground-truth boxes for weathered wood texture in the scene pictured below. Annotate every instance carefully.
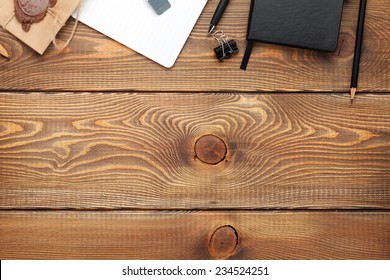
[0,0,389,92]
[0,0,389,261]
[1,93,389,210]
[1,211,388,260]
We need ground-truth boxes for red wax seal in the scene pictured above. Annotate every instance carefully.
[14,0,57,32]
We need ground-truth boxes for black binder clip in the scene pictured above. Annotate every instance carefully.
[213,31,239,61]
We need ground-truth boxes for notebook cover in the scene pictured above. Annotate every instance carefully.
[247,0,344,52]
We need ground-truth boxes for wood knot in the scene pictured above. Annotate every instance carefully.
[208,225,239,259]
[194,135,227,165]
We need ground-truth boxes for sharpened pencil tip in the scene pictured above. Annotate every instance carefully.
[350,88,357,103]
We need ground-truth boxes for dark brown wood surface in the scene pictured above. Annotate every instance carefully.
[1,211,389,259]
[0,0,389,259]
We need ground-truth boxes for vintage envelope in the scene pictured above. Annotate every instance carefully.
[0,0,81,54]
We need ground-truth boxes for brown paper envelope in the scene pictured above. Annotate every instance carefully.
[0,0,81,54]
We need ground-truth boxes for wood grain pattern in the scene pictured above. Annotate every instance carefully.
[1,211,388,259]
[0,0,389,92]
[209,225,239,259]
[0,0,389,261]
[0,93,389,210]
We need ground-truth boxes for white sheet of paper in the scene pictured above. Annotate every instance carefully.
[74,0,208,68]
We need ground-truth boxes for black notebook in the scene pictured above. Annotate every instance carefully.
[241,0,344,70]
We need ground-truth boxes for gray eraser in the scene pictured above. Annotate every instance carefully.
[148,0,171,15]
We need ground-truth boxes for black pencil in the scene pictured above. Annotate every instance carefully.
[350,0,367,103]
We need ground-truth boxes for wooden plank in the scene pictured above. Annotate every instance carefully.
[0,0,388,92]
[0,92,389,209]
[0,211,388,259]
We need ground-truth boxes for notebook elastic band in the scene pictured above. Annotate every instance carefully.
[240,40,254,70]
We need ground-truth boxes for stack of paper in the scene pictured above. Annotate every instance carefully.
[75,0,208,68]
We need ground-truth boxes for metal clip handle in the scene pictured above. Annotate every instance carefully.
[212,31,239,61]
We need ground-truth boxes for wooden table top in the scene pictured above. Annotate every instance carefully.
[0,0,389,259]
